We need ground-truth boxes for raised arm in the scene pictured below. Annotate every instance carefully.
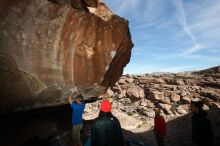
[68,95,73,105]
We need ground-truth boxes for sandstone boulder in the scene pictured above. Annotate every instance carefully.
[140,110,155,118]
[118,78,126,85]
[177,105,190,114]
[175,79,185,85]
[140,99,155,108]
[177,108,187,114]
[163,78,175,85]
[170,93,181,102]
[200,92,219,102]
[161,84,177,91]
[138,77,165,84]
[148,90,164,100]
[126,86,145,101]
[0,0,133,112]
[106,88,114,97]
[112,84,122,93]
[112,110,142,130]
[118,90,126,99]
[148,90,170,104]
[190,93,200,98]
[203,104,209,110]
[181,96,191,104]
[212,102,220,109]
[140,99,148,107]
[125,78,134,84]
[118,98,132,105]
[180,91,187,97]
[157,103,172,115]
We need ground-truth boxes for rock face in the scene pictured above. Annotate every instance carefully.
[0,0,133,112]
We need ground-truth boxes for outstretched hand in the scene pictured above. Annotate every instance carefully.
[68,95,73,104]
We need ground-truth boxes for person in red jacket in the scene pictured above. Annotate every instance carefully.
[154,108,166,146]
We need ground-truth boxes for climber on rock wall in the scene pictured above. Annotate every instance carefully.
[68,94,86,146]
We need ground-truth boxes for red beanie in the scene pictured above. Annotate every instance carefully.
[100,100,112,112]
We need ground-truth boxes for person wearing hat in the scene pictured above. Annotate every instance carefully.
[91,100,124,146]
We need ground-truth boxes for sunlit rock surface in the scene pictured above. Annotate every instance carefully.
[0,0,133,112]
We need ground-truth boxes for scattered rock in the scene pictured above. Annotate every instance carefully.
[112,109,143,130]
[126,86,145,101]
[161,84,177,91]
[140,99,148,107]
[203,104,209,110]
[112,84,122,93]
[125,78,134,84]
[212,102,220,109]
[157,103,172,115]
[170,93,181,102]
[106,88,114,97]
[178,104,190,112]
[142,110,155,118]
[149,91,164,100]
[118,79,126,85]
[190,93,200,98]
[177,108,187,114]
[182,96,191,104]
[175,79,185,85]
[118,90,126,99]
[180,91,187,97]
[118,98,132,105]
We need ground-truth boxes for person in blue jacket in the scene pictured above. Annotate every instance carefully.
[68,94,86,146]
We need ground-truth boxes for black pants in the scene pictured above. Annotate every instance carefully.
[155,133,165,146]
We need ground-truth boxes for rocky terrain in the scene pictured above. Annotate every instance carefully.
[0,0,133,113]
[83,66,220,146]
[109,66,220,119]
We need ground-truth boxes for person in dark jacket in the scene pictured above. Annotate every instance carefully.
[91,100,124,146]
[191,101,214,146]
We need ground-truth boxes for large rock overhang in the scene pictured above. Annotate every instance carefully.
[0,0,133,113]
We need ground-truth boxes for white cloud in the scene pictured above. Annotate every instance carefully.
[175,0,220,54]
[106,0,165,25]
[172,0,203,55]
[105,0,220,74]
[179,44,202,55]
[173,0,196,44]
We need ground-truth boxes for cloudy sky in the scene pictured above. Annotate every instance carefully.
[104,0,220,74]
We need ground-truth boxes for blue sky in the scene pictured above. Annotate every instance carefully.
[104,0,220,74]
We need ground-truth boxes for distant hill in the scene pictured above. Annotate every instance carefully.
[194,65,220,74]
